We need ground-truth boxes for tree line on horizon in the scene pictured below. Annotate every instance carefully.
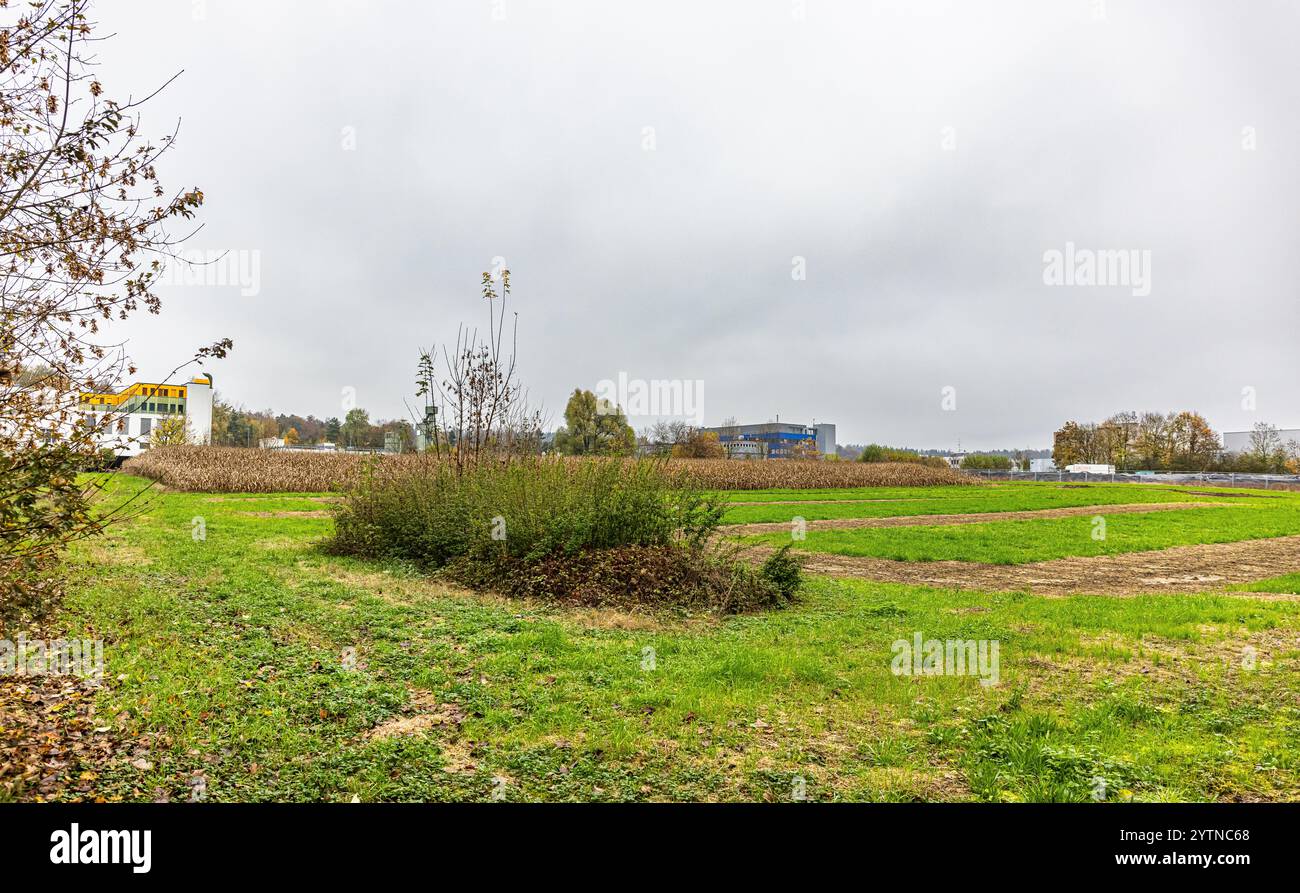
[854,444,1032,470]
[1053,412,1299,473]
[209,393,415,451]
[204,387,723,459]
[551,389,735,459]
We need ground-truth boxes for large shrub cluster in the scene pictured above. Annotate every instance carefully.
[330,456,720,563]
[327,456,800,613]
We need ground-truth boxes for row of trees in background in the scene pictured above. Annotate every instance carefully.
[857,445,950,468]
[549,395,842,460]
[639,420,730,458]
[553,389,637,456]
[960,453,1019,471]
[1053,412,1300,473]
[1053,411,1218,470]
[204,382,748,461]
[209,395,414,451]
[1237,423,1300,473]
[854,445,1029,471]
[548,391,736,458]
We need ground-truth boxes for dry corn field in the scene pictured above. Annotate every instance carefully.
[123,446,381,492]
[122,446,976,492]
[673,458,973,490]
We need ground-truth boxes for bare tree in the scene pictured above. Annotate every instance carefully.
[415,269,542,472]
[1249,422,1283,465]
[644,419,690,451]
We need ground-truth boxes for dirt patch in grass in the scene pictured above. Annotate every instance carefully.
[283,562,699,631]
[1219,592,1300,602]
[1090,627,1299,671]
[750,534,1300,595]
[1162,488,1282,499]
[365,689,466,741]
[562,606,692,631]
[721,501,1227,536]
[75,538,153,568]
[237,510,332,519]
[252,537,313,552]
[1021,627,1300,696]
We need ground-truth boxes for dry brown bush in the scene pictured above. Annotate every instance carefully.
[124,446,976,493]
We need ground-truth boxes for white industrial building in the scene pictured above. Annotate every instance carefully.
[1222,428,1300,454]
[79,374,214,457]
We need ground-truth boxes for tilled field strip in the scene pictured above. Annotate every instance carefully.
[720,501,1228,536]
[724,487,1260,507]
[745,534,1300,596]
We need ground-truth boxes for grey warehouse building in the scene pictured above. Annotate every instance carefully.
[1222,427,1300,454]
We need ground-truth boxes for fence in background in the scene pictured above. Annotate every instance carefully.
[963,469,1300,491]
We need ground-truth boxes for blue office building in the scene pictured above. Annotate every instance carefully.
[704,421,836,459]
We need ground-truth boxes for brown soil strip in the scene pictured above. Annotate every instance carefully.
[1218,592,1300,602]
[721,501,1226,536]
[746,534,1300,596]
[1166,488,1279,499]
[726,488,1267,507]
[237,510,332,519]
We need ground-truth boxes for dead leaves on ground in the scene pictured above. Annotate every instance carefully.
[0,674,118,802]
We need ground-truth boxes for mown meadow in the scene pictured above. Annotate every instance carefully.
[720,482,1224,524]
[743,502,1300,564]
[23,473,1300,802]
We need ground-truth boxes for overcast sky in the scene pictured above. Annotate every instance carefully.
[100,0,1299,450]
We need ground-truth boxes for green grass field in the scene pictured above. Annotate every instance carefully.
[1234,573,1300,594]
[745,503,1300,564]
[719,482,1224,524]
[35,475,1300,802]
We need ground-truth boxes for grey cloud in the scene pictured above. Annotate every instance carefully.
[101,0,1298,447]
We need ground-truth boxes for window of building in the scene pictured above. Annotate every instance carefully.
[140,417,152,435]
